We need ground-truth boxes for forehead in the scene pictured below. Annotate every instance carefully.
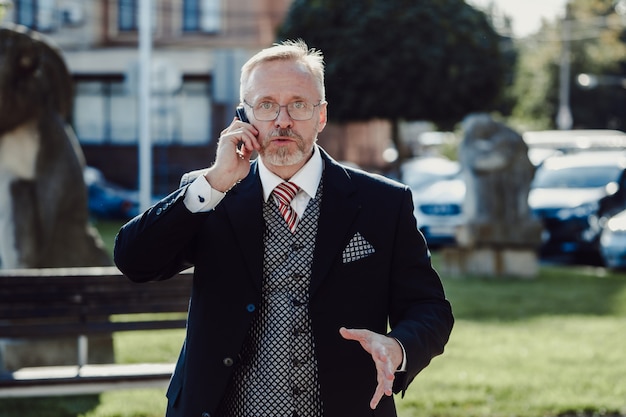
[245,60,319,101]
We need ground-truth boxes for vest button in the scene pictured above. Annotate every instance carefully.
[246,304,255,312]
[292,299,305,307]
[201,413,210,417]
[223,357,234,367]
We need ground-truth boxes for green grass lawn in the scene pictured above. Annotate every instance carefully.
[91,219,125,256]
[399,263,626,417]
[1,220,625,417]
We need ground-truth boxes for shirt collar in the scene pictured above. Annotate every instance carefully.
[258,145,323,202]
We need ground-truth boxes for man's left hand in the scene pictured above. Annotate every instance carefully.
[339,327,403,409]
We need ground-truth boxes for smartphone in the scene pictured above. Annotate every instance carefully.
[235,105,249,123]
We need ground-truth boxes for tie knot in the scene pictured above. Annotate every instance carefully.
[273,182,299,205]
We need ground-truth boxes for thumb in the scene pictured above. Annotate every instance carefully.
[339,327,367,342]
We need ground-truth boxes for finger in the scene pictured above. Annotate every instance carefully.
[240,130,260,152]
[375,347,395,390]
[339,327,368,343]
[370,382,385,409]
[371,361,395,409]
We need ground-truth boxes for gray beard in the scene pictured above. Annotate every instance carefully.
[261,145,306,166]
[260,128,315,166]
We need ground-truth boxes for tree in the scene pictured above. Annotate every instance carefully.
[511,0,626,130]
[277,0,510,132]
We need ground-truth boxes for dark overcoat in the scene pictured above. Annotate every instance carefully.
[114,147,454,417]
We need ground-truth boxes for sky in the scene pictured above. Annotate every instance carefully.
[468,0,569,37]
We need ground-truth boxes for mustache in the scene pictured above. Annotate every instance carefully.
[268,128,302,141]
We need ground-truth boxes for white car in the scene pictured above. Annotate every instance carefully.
[400,156,461,191]
[400,156,463,247]
[411,177,465,247]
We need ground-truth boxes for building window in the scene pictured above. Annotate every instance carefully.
[118,0,157,32]
[73,78,212,146]
[183,0,220,33]
[14,0,56,31]
[118,0,138,31]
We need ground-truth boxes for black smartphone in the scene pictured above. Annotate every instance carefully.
[235,105,249,123]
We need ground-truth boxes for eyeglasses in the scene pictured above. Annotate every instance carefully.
[243,100,323,121]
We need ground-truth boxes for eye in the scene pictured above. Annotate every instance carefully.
[258,101,276,110]
[292,101,307,110]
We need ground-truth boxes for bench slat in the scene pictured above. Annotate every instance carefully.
[0,319,187,338]
[0,267,191,396]
[0,363,175,398]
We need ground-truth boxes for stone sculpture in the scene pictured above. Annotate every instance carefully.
[0,24,113,371]
[459,113,538,239]
[443,113,542,278]
[0,23,111,268]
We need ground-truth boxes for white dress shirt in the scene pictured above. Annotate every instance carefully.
[183,146,323,216]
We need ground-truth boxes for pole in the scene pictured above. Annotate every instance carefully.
[138,0,152,211]
[556,2,573,130]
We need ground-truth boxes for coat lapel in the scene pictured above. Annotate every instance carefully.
[221,162,265,292]
[219,152,361,295]
[310,151,361,297]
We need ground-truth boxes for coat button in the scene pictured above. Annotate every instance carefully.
[201,413,210,417]
[246,304,255,312]
[223,357,234,367]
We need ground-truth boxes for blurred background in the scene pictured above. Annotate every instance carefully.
[1,0,625,267]
[1,2,626,417]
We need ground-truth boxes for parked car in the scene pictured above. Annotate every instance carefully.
[523,129,626,153]
[411,176,465,247]
[400,156,463,247]
[528,151,626,261]
[599,209,626,269]
[400,156,461,191]
[84,166,140,220]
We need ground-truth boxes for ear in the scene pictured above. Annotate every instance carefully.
[317,101,328,133]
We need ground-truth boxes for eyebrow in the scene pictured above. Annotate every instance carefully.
[253,95,310,103]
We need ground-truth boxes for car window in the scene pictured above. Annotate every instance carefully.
[400,158,461,191]
[533,165,623,189]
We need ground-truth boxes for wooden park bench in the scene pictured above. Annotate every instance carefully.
[0,266,192,398]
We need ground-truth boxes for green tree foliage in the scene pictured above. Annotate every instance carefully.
[511,0,626,130]
[277,0,510,130]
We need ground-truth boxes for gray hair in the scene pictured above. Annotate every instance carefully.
[239,39,325,102]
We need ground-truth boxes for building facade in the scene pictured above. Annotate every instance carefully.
[4,0,293,191]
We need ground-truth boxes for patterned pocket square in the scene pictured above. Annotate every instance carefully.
[342,232,376,263]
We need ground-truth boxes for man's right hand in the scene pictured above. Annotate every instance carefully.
[205,118,260,192]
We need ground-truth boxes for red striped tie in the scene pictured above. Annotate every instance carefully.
[273,182,300,233]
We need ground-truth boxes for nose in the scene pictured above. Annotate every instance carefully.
[274,105,293,128]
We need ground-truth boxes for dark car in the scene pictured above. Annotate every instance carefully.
[84,166,140,220]
[528,151,626,262]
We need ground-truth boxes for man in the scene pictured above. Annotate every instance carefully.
[114,39,453,417]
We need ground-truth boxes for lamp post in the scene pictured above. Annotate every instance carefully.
[556,1,573,130]
[138,0,152,212]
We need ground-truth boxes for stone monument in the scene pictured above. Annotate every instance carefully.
[0,24,113,370]
[442,113,543,278]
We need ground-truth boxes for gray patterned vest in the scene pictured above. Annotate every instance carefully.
[217,182,324,417]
